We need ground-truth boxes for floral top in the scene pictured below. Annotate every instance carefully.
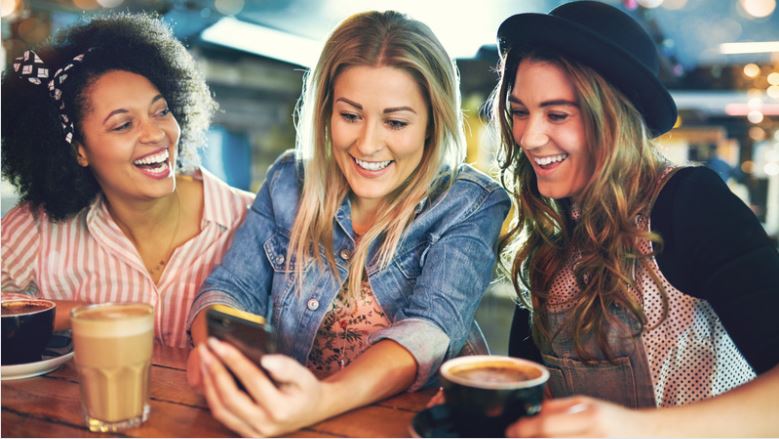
[307,278,391,379]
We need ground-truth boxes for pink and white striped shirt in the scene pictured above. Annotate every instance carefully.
[1,169,253,348]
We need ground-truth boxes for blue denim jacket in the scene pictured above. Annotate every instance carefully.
[188,151,510,389]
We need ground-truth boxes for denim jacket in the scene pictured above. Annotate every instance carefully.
[188,151,510,389]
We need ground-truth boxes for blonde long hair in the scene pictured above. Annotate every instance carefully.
[493,50,670,359]
[289,10,466,294]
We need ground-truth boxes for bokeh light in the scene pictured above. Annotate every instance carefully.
[662,0,687,9]
[739,0,776,18]
[768,85,779,99]
[749,126,767,141]
[0,0,19,17]
[96,0,124,8]
[744,63,761,78]
[73,0,99,10]
[748,110,765,123]
[637,0,664,8]
[768,72,779,85]
[214,0,244,15]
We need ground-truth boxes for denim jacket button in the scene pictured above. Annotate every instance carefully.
[307,298,319,311]
[339,248,352,261]
[275,255,285,265]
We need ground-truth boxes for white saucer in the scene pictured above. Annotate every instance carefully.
[1,333,74,381]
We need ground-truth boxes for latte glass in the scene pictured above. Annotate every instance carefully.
[71,303,154,432]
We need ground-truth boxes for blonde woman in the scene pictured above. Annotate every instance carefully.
[492,1,779,436]
[185,10,510,436]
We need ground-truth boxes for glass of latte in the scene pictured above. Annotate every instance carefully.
[71,303,154,432]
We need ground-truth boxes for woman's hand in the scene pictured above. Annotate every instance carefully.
[506,395,650,438]
[199,337,327,437]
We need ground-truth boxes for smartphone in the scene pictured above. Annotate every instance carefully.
[205,305,277,388]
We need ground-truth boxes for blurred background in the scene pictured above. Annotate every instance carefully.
[2,0,778,353]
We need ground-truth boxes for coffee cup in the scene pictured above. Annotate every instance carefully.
[1,299,56,365]
[71,303,154,432]
[440,355,549,437]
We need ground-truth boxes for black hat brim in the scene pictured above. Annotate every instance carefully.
[498,13,677,137]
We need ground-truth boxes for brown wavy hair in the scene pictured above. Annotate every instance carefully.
[492,49,670,360]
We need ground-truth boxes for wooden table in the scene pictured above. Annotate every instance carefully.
[1,344,434,437]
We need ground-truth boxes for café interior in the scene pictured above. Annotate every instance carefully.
[3,0,777,351]
[1,0,778,436]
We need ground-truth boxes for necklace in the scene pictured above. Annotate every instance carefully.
[150,192,181,275]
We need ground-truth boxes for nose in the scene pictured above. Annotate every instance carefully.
[355,120,384,157]
[519,116,549,150]
[139,118,166,145]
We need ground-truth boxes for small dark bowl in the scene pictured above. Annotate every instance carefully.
[1,299,56,365]
[440,355,549,438]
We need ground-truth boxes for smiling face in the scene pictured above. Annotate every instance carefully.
[510,59,593,201]
[330,65,429,215]
[77,70,181,203]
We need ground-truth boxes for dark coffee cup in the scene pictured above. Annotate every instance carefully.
[1,299,56,365]
[440,355,549,437]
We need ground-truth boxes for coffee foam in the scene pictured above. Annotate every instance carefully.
[1,299,55,317]
[441,355,550,390]
[72,304,153,338]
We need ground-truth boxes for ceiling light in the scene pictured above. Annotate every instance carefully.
[201,17,322,67]
[721,41,779,54]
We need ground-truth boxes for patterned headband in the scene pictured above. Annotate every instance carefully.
[13,49,92,144]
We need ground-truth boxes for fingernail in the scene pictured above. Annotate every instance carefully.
[566,402,588,414]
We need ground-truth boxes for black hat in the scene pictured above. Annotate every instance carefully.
[497,0,677,137]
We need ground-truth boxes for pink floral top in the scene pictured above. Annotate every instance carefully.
[306,278,391,379]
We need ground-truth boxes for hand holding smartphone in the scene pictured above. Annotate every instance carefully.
[205,305,277,389]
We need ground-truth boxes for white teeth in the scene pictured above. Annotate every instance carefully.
[534,153,568,166]
[144,162,169,174]
[134,149,169,166]
[355,158,392,171]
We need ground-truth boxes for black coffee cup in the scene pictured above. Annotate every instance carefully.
[1,299,56,365]
[440,355,549,437]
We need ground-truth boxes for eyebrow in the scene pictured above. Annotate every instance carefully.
[508,95,578,108]
[102,95,166,124]
[335,97,417,114]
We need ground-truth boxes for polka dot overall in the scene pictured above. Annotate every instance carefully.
[538,167,755,408]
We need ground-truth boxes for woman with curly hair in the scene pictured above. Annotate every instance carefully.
[185,10,509,436]
[491,1,779,436]
[1,13,252,348]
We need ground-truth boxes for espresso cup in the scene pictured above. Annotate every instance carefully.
[1,299,56,365]
[71,303,154,432]
[440,355,549,437]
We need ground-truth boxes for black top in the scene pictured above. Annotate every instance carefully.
[509,167,779,374]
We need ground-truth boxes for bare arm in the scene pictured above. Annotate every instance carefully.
[643,364,779,437]
[508,364,779,437]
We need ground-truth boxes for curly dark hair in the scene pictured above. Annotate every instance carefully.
[1,13,216,220]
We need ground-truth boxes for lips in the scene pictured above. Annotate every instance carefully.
[350,156,394,178]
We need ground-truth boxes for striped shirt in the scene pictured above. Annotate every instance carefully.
[1,169,253,348]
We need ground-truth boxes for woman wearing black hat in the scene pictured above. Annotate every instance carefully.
[493,1,779,435]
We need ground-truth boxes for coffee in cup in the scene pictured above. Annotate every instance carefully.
[440,355,549,437]
[71,303,154,432]
[1,299,56,365]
